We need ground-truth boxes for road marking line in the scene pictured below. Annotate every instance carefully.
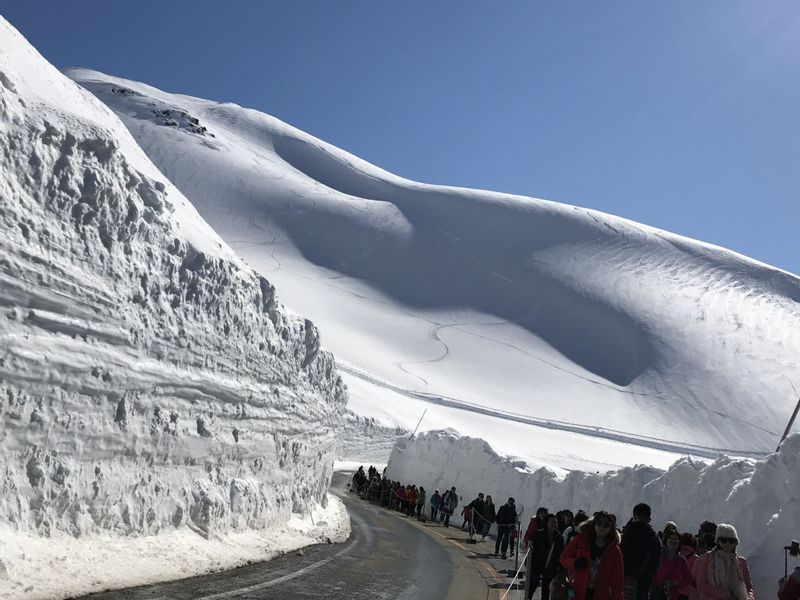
[196,535,359,599]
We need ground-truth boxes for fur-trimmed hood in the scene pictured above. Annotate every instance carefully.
[577,517,622,545]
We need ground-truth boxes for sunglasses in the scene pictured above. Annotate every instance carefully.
[595,520,613,528]
[717,537,738,544]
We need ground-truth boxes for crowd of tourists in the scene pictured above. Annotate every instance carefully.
[350,466,800,600]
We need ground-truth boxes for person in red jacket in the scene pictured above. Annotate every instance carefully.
[653,530,692,600]
[405,486,418,517]
[561,511,624,600]
[780,566,800,600]
[524,507,550,548]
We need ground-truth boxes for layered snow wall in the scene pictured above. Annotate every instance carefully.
[0,14,346,590]
[387,431,800,597]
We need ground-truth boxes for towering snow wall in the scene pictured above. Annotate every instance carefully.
[0,17,345,542]
[386,431,800,597]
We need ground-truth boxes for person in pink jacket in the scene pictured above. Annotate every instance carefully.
[694,524,754,600]
[653,531,692,600]
[677,533,699,600]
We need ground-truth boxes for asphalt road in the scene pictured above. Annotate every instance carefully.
[73,474,519,600]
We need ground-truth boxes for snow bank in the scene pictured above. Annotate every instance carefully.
[0,17,347,599]
[386,431,800,597]
[0,494,349,600]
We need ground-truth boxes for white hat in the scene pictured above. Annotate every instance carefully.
[715,523,739,542]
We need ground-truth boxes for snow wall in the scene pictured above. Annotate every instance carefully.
[386,431,800,596]
[0,11,345,565]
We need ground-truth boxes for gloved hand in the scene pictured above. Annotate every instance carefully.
[574,557,589,570]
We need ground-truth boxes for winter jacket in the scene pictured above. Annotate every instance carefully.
[677,545,699,600]
[524,516,546,547]
[442,490,459,513]
[560,526,624,600]
[653,553,692,600]
[694,550,753,600]
[531,530,565,576]
[483,503,496,524]
[496,503,518,527]
[469,498,485,520]
[430,492,442,509]
[780,568,800,600]
[416,489,426,507]
[620,520,662,585]
[406,489,417,506]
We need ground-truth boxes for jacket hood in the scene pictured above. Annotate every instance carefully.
[577,517,622,545]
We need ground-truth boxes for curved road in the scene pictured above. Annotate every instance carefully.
[75,474,514,600]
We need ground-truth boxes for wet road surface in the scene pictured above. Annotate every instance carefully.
[74,474,517,600]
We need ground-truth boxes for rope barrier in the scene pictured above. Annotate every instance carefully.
[501,546,530,600]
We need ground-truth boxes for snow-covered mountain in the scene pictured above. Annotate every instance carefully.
[67,67,800,471]
[0,17,347,599]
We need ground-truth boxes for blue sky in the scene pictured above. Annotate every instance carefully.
[3,1,799,274]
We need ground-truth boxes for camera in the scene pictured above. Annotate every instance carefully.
[787,540,800,557]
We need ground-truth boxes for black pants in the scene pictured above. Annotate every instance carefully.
[526,570,552,600]
[495,525,512,555]
[443,510,452,527]
[431,507,438,522]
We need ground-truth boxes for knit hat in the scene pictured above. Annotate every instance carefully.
[715,523,739,543]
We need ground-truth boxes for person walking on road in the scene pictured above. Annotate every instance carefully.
[430,489,442,523]
[527,514,564,600]
[495,497,518,559]
[621,503,663,600]
[441,486,459,528]
[524,506,549,550]
[694,524,754,600]
[653,530,692,600]
[415,486,427,521]
[481,495,496,541]
[561,511,624,600]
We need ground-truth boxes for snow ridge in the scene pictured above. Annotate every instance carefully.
[0,15,345,549]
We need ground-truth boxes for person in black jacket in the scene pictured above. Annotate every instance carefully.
[467,493,485,537]
[527,514,564,600]
[480,495,496,541]
[495,497,518,559]
[620,503,662,600]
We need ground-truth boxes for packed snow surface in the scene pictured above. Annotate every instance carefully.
[386,430,800,599]
[68,67,800,470]
[0,17,347,600]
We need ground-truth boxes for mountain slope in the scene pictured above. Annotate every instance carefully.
[68,68,800,469]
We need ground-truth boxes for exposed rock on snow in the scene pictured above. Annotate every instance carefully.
[0,16,347,598]
[386,431,800,598]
